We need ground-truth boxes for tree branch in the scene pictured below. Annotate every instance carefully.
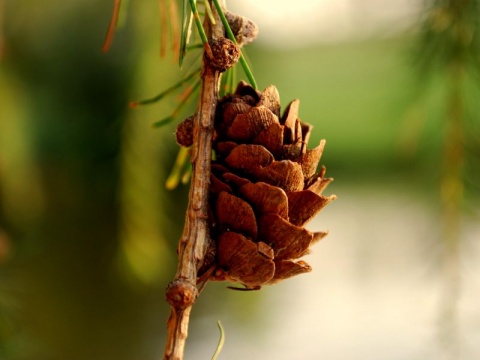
[163,2,225,359]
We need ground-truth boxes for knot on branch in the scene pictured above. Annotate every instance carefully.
[165,279,198,310]
[208,37,240,72]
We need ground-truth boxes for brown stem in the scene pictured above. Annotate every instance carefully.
[163,64,220,360]
[163,2,225,360]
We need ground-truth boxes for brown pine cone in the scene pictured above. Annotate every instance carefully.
[206,81,336,290]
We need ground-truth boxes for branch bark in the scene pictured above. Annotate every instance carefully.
[163,2,225,359]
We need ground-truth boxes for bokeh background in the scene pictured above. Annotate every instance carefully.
[1,0,480,359]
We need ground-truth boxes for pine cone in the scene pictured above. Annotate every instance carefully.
[206,82,336,289]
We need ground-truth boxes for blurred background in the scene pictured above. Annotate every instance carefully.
[1,0,479,359]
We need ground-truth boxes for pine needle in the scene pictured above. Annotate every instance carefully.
[129,68,200,107]
[211,321,225,360]
[151,78,200,127]
[102,0,122,53]
[203,0,216,25]
[181,165,192,184]
[166,147,191,190]
[179,0,194,67]
[152,116,175,128]
[189,0,211,57]
[169,0,181,60]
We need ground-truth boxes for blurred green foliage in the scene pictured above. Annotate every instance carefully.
[0,1,479,360]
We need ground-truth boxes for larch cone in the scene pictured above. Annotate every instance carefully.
[179,82,336,290]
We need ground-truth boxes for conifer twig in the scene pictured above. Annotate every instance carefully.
[163,2,226,359]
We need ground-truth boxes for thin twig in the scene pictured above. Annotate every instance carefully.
[163,2,225,359]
